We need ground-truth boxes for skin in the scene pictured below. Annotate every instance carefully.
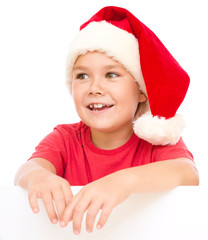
[72,51,147,149]
[15,158,73,224]
[14,52,199,235]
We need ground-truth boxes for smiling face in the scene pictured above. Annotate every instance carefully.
[72,51,146,136]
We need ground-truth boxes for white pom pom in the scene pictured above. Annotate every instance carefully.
[133,112,185,145]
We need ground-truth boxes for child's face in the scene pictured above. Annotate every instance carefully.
[72,51,146,134]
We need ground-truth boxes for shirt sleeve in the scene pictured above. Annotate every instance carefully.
[28,127,67,177]
[152,137,194,163]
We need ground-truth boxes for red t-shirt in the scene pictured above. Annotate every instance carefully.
[29,121,193,185]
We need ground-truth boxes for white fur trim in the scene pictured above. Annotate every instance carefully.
[133,112,185,145]
[65,21,146,95]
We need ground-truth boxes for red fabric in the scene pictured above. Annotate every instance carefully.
[29,122,193,186]
[80,6,190,119]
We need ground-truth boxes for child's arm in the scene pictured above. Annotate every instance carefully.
[14,158,73,224]
[60,158,199,234]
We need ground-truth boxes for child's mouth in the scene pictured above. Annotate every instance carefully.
[87,103,114,111]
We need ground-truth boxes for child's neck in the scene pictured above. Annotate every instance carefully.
[90,127,134,150]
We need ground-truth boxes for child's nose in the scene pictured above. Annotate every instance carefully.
[88,78,105,95]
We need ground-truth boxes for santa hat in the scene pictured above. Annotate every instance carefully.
[65,6,190,146]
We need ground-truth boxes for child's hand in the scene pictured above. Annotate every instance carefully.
[60,170,131,234]
[27,169,73,224]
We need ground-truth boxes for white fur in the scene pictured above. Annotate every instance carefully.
[133,112,185,145]
[65,21,147,95]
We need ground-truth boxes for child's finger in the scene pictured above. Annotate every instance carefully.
[62,182,73,205]
[96,204,113,230]
[42,191,58,224]
[28,189,39,213]
[52,188,66,220]
[72,199,89,235]
[86,200,101,233]
[60,193,81,227]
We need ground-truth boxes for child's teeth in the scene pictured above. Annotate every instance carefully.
[97,104,103,108]
[93,104,104,108]
[89,104,113,110]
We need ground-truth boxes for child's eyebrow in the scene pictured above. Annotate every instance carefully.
[103,64,121,70]
[73,66,89,71]
[73,64,123,71]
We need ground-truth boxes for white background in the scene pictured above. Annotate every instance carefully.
[0,0,207,186]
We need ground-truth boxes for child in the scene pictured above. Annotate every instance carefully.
[14,6,199,235]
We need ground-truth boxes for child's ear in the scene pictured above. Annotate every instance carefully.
[138,90,147,103]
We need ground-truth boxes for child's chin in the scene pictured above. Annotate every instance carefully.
[88,122,115,132]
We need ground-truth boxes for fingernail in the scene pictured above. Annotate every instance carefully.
[97,224,102,229]
[86,228,91,233]
[73,229,79,235]
[52,218,58,224]
[60,221,65,227]
[33,208,39,213]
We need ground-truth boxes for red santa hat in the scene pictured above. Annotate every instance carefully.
[65,6,190,146]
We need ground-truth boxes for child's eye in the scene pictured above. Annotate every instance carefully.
[76,73,89,80]
[106,72,119,78]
